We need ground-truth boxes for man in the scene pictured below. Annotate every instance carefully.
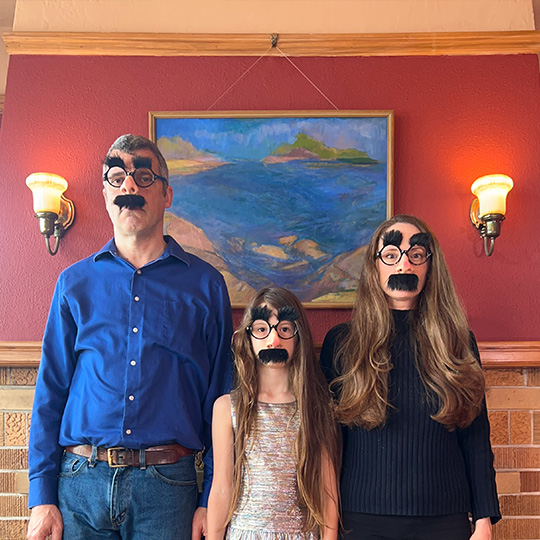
[27,134,233,540]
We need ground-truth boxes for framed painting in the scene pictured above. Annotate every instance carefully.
[149,110,393,307]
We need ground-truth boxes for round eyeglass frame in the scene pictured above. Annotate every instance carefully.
[247,321,299,340]
[103,166,168,188]
[376,245,432,266]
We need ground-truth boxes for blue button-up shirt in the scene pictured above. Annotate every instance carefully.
[28,236,233,508]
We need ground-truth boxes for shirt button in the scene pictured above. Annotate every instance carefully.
[136,270,142,275]
[126,429,132,435]
[130,360,136,366]
[132,327,138,333]
[129,395,135,401]
[134,296,140,301]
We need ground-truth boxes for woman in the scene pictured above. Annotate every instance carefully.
[321,215,500,540]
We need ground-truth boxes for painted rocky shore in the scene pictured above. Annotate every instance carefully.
[157,122,387,304]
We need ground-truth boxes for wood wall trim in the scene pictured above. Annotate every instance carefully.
[0,341,42,367]
[3,31,540,57]
[1,341,539,368]
[477,341,540,368]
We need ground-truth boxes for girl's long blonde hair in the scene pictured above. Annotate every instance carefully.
[230,287,340,533]
[333,215,485,431]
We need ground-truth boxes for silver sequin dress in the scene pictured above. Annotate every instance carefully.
[227,398,318,540]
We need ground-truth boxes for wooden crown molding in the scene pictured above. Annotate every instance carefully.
[3,30,540,57]
[1,340,539,368]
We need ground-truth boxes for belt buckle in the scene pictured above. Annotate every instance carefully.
[107,447,131,468]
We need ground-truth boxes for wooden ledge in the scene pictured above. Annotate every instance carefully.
[1,340,539,368]
[0,341,41,367]
[477,341,540,368]
[3,31,540,57]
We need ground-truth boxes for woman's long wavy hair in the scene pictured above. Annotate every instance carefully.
[333,215,485,431]
[230,287,340,533]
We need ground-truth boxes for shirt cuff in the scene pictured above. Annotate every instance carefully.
[28,477,59,508]
[198,478,211,507]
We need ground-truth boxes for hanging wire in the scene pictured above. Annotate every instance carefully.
[207,34,340,111]
[206,46,274,111]
[275,46,339,110]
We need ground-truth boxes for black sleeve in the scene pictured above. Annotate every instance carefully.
[456,330,501,524]
[320,322,350,386]
[320,323,351,450]
[469,330,482,366]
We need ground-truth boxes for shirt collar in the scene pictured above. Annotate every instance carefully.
[94,235,191,267]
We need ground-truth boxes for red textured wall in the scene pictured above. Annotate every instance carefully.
[1,54,539,342]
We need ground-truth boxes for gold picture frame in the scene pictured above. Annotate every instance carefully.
[150,110,394,308]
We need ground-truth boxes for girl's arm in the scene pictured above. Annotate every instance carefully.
[321,451,339,540]
[207,394,235,540]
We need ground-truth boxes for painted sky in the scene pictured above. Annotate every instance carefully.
[156,115,389,161]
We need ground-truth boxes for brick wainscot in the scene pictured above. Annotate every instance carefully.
[0,341,539,540]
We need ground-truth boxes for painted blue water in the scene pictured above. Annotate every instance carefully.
[169,160,387,298]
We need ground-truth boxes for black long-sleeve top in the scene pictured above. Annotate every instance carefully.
[320,310,501,523]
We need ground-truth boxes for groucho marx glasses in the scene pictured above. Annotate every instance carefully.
[103,166,167,188]
[247,320,298,340]
[376,245,432,266]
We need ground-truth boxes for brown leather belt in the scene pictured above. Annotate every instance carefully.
[65,444,194,468]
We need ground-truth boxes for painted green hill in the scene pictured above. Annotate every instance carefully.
[273,133,378,164]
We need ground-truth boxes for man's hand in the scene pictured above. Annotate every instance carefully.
[192,507,207,540]
[27,504,63,540]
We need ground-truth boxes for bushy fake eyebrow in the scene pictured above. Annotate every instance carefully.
[104,156,126,169]
[250,305,272,322]
[278,306,298,322]
[409,232,431,248]
[382,229,403,247]
[133,156,153,169]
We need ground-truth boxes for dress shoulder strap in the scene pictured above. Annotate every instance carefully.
[230,392,238,432]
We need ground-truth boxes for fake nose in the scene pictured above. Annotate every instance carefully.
[397,252,413,271]
[120,174,139,195]
[267,327,281,347]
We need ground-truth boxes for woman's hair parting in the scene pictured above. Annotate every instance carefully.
[231,286,340,533]
[332,214,485,430]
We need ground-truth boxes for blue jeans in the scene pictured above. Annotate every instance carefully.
[58,450,198,540]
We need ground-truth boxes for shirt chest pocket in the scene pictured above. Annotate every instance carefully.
[148,299,207,360]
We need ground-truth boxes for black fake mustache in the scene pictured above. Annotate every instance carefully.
[258,349,289,364]
[114,194,146,209]
[387,274,419,292]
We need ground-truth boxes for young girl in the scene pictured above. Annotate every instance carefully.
[207,287,340,540]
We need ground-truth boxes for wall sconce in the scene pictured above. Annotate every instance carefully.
[26,172,75,256]
[470,174,513,257]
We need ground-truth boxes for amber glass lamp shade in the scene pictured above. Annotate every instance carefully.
[470,174,513,257]
[26,172,68,214]
[26,172,75,255]
[471,174,513,217]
